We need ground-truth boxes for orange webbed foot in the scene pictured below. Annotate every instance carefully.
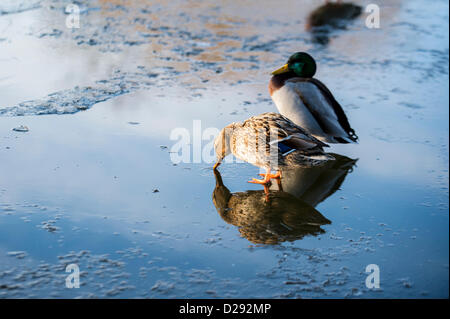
[249,170,281,185]
[258,171,281,179]
[248,177,271,185]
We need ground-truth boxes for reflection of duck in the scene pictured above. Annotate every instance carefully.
[306,1,362,45]
[270,52,358,143]
[212,169,331,245]
[213,112,334,185]
[271,153,357,207]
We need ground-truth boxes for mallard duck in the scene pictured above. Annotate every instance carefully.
[212,169,331,245]
[213,112,334,185]
[306,1,362,31]
[306,2,362,45]
[270,52,358,143]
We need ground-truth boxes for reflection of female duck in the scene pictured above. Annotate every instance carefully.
[272,153,357,207]
[212,169,331,245]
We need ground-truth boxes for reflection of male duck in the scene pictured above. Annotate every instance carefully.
[272,153,357,207]
[212,154,356,244]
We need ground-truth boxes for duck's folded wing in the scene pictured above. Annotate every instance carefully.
[244,112,329,152]
[267,117,329,152]
[287,78,358,143]
[273,113,328,142]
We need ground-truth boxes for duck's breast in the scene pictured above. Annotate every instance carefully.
[230,126,281,169]
[271,83,325,137]
[230,128,266,168]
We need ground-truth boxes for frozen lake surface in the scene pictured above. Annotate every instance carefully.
[0,0,448,298]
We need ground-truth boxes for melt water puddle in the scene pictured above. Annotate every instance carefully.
[0,0,448,298]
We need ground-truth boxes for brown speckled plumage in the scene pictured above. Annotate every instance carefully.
[214,112,333,171]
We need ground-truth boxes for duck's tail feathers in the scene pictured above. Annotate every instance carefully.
[344,129,359,143]
[334,131,358,144]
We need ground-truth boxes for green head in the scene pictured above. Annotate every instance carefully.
[271,52,317,78]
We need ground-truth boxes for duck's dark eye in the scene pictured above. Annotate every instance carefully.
[290,62,305,75]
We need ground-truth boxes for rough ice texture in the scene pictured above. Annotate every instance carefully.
[0,70,162,116]
[0,0,41,15]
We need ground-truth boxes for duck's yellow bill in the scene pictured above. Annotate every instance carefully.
[271,64,289,75]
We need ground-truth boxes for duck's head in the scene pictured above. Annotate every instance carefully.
[271,52,316,78]
[213,124,234,169]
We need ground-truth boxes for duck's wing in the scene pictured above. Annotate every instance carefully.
[244,112,329,152]
[287,78,358,143]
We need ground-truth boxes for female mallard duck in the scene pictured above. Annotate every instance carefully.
[270,52,358,144]
[213,112,334,185]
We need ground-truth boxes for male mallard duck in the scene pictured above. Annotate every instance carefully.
[213,112,334,185]
[270,52,358,143]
